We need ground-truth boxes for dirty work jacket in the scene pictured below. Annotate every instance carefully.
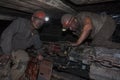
[0,18,42,54]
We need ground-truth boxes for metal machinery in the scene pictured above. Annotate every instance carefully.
[0,41,120,80]
[42,41,120,80]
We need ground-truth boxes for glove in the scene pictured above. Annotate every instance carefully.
[67,41,78,47]
[70,43,78,46]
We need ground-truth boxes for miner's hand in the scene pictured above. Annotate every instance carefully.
[36,53,43,61]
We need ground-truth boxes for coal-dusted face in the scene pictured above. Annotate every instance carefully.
[32,16,45,29]
[63,18,79,31]
[69,18,79,31]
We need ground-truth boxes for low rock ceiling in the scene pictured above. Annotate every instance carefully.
[69,0,114,5]
[62,0,120,14]
[0,0,118,20]
[0,0,75,20]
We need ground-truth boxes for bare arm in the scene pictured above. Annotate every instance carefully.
[71,17,92,46]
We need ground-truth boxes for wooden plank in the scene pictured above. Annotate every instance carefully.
[0,14,16,20]
[39,60,53,80]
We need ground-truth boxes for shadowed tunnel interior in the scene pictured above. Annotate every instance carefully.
[0,0,120,80]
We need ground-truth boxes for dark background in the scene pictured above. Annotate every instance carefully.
[0,16,120,43]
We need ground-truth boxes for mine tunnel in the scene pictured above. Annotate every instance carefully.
[0,0,120,80]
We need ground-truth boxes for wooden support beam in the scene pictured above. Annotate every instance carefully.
[0,14,16,20]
